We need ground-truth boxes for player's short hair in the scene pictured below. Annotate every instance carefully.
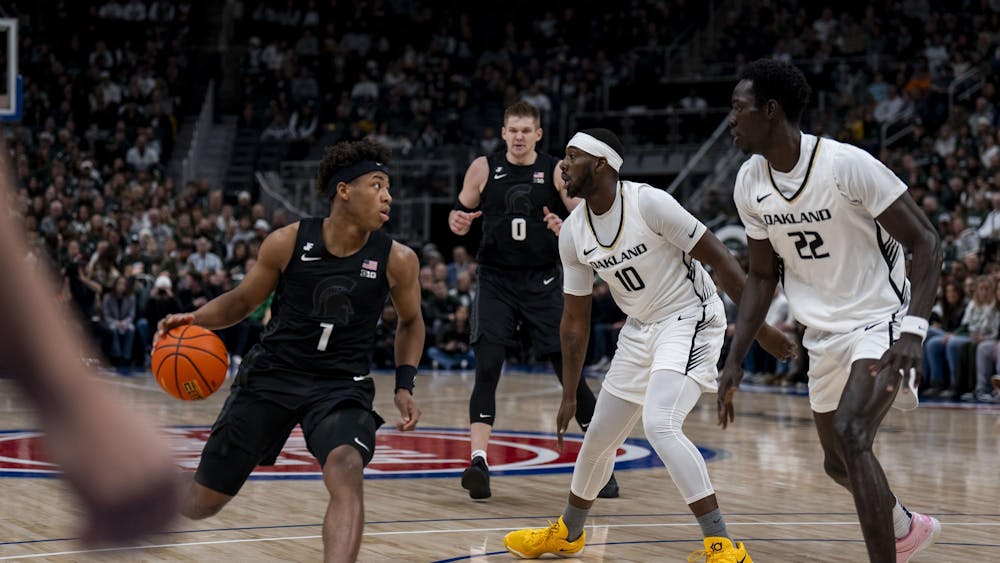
[578,128,625,160]
[315,139,391,197]
[739,59,812,124]
[503,101,540,127]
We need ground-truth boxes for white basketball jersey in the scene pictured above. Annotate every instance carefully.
[561,181,717,323]
[734,134,910,333]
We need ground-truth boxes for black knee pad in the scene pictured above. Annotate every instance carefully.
[470,343,506,425]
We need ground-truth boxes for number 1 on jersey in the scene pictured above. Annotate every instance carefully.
[318,322,334,351]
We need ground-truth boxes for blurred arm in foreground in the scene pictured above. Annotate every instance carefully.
[0,138,179,545]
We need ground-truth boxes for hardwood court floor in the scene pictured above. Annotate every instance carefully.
[1,370,998,562]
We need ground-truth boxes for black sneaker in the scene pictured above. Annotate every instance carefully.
[597,472,619,498]
[461,456,491,499]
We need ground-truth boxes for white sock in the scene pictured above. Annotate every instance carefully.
[892,498,913,539]
[471,449,488,465]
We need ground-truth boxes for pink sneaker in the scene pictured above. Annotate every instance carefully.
[895,512,941,562]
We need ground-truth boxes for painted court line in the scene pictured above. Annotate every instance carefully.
[2,521,998,560]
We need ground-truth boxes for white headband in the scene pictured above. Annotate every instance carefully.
[567,132,623,172]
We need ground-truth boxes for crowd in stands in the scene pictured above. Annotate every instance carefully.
[3,0,246,367]
[6,1,1000,404]
[235,0,711,170]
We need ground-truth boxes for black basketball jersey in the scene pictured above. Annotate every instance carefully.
[476,152,568,269]
[253,218,392,377]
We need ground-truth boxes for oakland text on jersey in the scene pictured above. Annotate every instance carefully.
[762,208,832,226]
[590,243,648,270]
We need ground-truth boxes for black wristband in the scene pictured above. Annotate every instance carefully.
[395,365,417,393]
[453,200,479,213]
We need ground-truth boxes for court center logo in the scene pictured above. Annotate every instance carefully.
[0,427,722,480]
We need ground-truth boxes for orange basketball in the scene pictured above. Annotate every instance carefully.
[151,325,229,400]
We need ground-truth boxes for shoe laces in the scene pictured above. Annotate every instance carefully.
[525,520,563,549]
[687,547,728,563]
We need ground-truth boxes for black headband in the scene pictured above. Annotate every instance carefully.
[325,160,389,200]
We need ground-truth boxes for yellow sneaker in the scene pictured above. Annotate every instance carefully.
[503,516,585,559]
[688,537,753,563]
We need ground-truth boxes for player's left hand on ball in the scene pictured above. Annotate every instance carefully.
[756,324,796,360]
[542,206,562,236]
[394,390,421,431]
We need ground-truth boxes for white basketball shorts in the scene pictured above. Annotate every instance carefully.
[602,296,726,404]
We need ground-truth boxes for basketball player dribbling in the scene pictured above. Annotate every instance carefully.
[449,101,618,500]
[719,59,943,562]
[504,128,793,562]
[156,140,424,563]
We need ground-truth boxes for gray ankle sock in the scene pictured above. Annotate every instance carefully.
[562,504,589,541]
[697,508,730,540]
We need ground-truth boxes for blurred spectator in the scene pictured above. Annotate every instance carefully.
[186,236,223,274]
[103,276,137,367]
[427,304,474,370]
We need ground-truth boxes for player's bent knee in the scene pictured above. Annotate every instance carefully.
[822,456,850,486]
[323,445,364,489]
[832,415,875,454]
[182,482,233,520]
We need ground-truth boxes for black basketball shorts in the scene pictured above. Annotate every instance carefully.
[194,364,384,496]
[470,265,562,356]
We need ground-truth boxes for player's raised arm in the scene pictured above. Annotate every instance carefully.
[388,241,425,430]
[448,156,487,235]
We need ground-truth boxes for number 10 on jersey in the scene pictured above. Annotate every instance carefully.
[615,266,645,291]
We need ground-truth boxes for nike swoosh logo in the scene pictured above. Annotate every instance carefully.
[864,321,882,331]
[543,277,555,285]
[756,193,773,203]
[493,173,507,179]
[687,225,698,238]
[479,413,491,418]
[353,437,371,453]
[301,254,321,262]
[737,556,747,563]
[677,312,699,321]
[583,247,598,256]
[353,375,370,381]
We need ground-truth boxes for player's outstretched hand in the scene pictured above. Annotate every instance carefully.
[154,313,195,346]
[717,363,743,429]
[448,209,482,236]
[555,398,576,453]
[756,324,796,360]
[394,390,421,431]
[870,333,923,395]
[542,206,563,236]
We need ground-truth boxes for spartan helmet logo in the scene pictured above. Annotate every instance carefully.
[505,184,534,216]
[312,276,356,324]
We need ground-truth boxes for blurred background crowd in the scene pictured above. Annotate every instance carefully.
[4,0,1000,402]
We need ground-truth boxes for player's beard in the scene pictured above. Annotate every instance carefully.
[566,166,595,199]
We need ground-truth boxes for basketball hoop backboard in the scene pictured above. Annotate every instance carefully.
[0,18,20,121]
